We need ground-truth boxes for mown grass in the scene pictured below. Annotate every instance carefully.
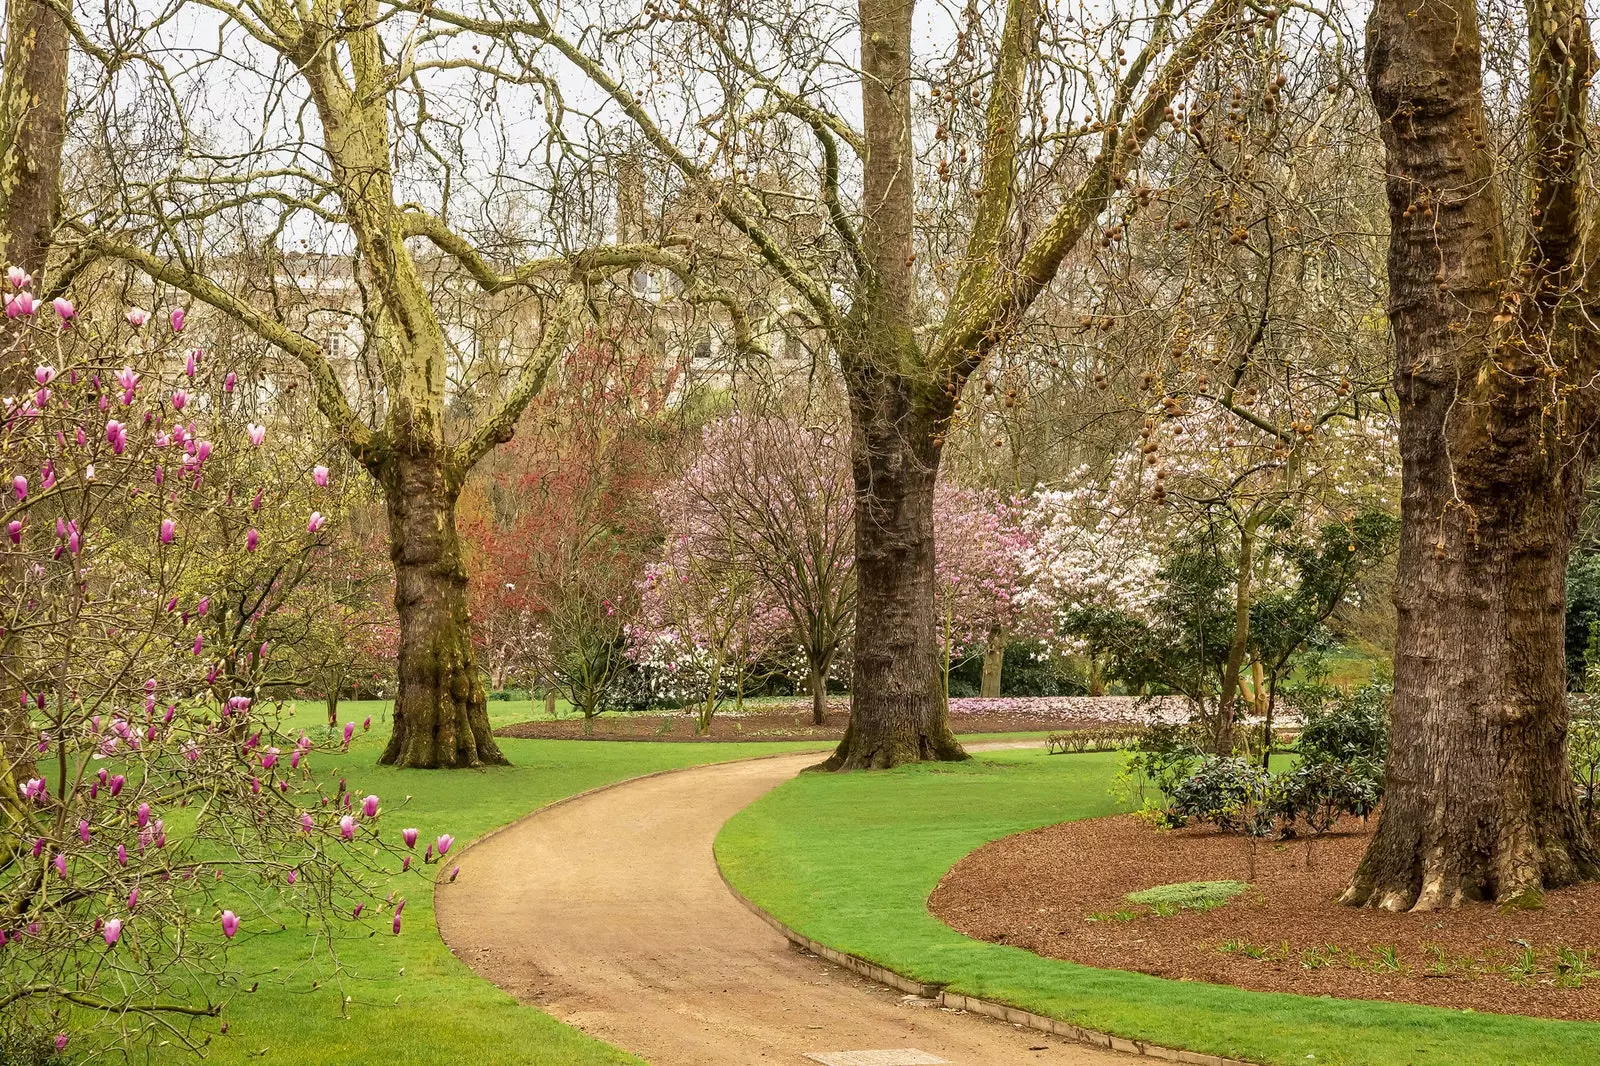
[146,729,829,1066]
[715,748,1599,1066]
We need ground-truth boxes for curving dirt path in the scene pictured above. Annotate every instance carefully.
[435,750,1136,1065]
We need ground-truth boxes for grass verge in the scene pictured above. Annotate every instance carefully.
[151,733,828,1066]
[714,748,1598,1066]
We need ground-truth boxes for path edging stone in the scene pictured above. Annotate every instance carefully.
[716,848,1261,1066]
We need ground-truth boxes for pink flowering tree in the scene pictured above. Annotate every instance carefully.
[932,486,1045,698]
[669,415,856,724]
[144,347,396,721]
[631,520,791,735]
[0,290,449,1057]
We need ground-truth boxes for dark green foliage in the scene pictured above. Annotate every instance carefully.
[1061,511,1397,749]
[947,639,1088,697]
[1167,755,1274,835]
[1250,512,1400,683]
[1570,703,1600,825]
[1296,681,1390,763]
[1566,553,1600,690]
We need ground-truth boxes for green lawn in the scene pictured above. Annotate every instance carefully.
[715,748,1598,1066]
[152,729,829,1066]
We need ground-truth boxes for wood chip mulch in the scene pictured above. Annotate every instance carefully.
[929,812,1600,1021]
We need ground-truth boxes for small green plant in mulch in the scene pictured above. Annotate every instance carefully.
[1504,944,1541,983]
[1218,938,1271,960]
[1300,943,1342,970]
[1369,945,1405,973]
[1126,879,1250,913]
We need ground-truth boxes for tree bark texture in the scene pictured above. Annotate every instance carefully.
[379,454,507,769]
[807,662,829,725]
[820,373,967,769]
[814,0,966,770]
[0,0,68,286]
[1345,0,1599,909]
[980,627,1005,698]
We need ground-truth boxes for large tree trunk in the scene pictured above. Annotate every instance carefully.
[1344,0,1598,909]
[0,0,69,789]
[814,0,966,771]
[379,453,507,769]
[818,390,966,769]
[0,0,68,289]
[980,627,1005,698]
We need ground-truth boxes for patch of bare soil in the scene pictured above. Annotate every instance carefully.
[930,813,1600,1021]
[494,710,1112,742]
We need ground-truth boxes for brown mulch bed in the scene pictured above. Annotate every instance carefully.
[930,813,1600,1021]
[495,711,1106,742]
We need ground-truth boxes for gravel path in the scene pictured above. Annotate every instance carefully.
[434,748,1135,1066]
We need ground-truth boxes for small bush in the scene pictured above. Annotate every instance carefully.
[1168,755,1274,835]
[487,688,530,702]
[1297,681,1390,764]
[1272,758,1382,835]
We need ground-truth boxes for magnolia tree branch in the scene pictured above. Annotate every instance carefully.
[71,229,381,466]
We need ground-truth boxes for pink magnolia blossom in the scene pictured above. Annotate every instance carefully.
[160,519,176,544]
[436,834,454,856]
[51,296,74,323]
[361,794,379,818]
[126,306,150,328]
[246,527,259,552]
[401,827,418,849]
[7,265,29,288]
[220,911,239,939]
[170,307,186,332]
[106,420,127,454]
[307,511,326,534]
[312,464,329,487]
[11,475,25,501]
[103,917,123,945]
[247,423,266,446]
[339,815,355,840]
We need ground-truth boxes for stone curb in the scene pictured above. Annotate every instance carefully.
[716,856,1261,1066]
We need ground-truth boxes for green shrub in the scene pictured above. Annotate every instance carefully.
[1571,703,1600,825]
[1167,755,1274,835]
[1296,681,1390,763]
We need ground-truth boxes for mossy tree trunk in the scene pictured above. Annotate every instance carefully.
[378,451,506,768]
[1344,0,1600,909]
